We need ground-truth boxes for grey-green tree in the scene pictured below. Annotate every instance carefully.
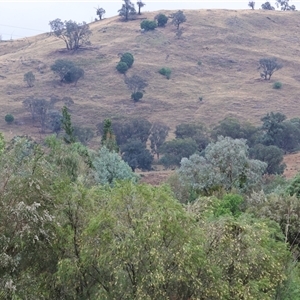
[24,71,35,87]
[178,136,267,195]
[136,0,145,14]
[248,1,255,9]
[118,0,136,21]
[276,0,296,10]
[49,19,91,50]
[259,57,282,80]
[261,1,275,9]
[96,7,106,20]
[169,10,186,30]
[149,122,169,159]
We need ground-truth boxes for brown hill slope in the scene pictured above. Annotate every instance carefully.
[1,9,300,142]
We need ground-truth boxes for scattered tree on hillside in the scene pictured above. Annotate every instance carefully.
[47,111,62,134]
[120,52,134,68]
[23,98,52,133]
[5,114,14,124]
[261,1,275,9]
[160,138,198,168]
[169,10,186,30]
[155,13,168,27]
[24,71,35,87]
[140,19,157,31]
[96,7,106,20]
[49,19,91,50]
[248,1,255,9]
[124,75,147,102]
[136,1,145,14]
[149,122,169,159]
[249,144,286,175]
[211,117,258,147]
[175,123,210,152]
[258,57,282,80]
[275,0,296,10]
[51,59,84,85]
[121,139,153,171]
[118,0,136,21]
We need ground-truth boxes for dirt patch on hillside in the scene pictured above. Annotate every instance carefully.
[284,152,300,179]
[138,170,173,186]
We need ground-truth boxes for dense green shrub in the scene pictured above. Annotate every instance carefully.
[5,114,14,124]
[116,61,129,74]
[131,91,143,102]
[273,81,282,89]
[159,67,171,79]
[140,19,157,31]
[155,13,168,27]
[120,52,134,68]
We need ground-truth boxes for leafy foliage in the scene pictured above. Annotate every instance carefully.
[169,10,187,29]
[120,52,134,68]
[248,1,255,9]
[160,138,198,168]
[111,118,152,146]
[149,122,169,159]
[249,144,286,175]
[24,71,35,87]
[121,139,153,171]
[116,61,129,74]
[96,7,106,20]
[140,19,157,31]
[49,19,91,50]
[175,122,210,151]
[5,114,14,124]
[125,75,147,101]
[178,136,267,195]
[261,1,275,9]
[101,119,119,152]
[155,13,168,27]
[159,67,171,79]
[23,98,52,133]
[136,0,145,14]
[51,59,84,85]
[211,117,258,146]
[259,57,282,80]
[276,0,296,10]
[131,91,143,102]
[93,146,137,185]
[61,106,75,144]
[273,81,282,89]
[118,0,136,21]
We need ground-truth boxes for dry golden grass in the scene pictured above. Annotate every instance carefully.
[1,9,300,144]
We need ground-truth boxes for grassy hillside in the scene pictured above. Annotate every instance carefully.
[1,9,300,143]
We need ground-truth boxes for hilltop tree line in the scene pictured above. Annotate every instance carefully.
[249,0,296,10]
[2,107,300,299]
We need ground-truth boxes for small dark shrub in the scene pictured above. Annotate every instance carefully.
[131,91,143,102]
[140,20,157,31]
[5,114,14,124]
[273,81,282,89]
[197,61,202,66]
[199,96,203,101]
[120,52,134,68]
[159,67,171,79]
[116,61,129,74]
[155,13,168,27]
